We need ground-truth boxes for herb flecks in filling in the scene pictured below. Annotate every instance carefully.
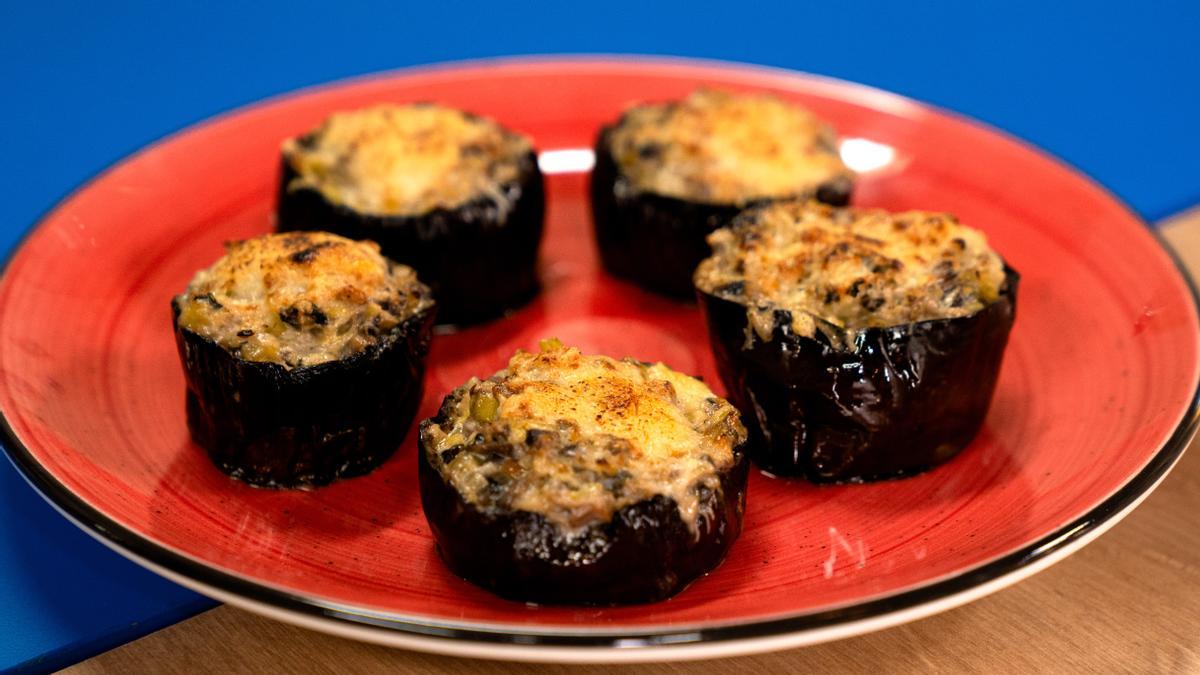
[175,232,432,368]
[423,341,746,535]
[282,103,532,217]
[608,89,852,206]
[695,201,1007,347]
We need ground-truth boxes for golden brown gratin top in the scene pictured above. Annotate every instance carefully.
[282,103,532,217]
[695,201,1006,346]
[423,340,746,534]
[175,231,432,368]
[607,89,852,205]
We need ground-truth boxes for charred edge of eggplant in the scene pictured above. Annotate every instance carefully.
[697,268,1019,484]
[589,126,853,300]
[417,422,750,606]
[276,150,544,327]
[172,300,435,488]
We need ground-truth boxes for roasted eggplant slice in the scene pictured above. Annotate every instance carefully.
[418,340,749,605]
[695,201,1018,483]
[172,232,435,487]
[591,89,854,298]
[276,103,544,326]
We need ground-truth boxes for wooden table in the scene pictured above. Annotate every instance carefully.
[66,211,1200,674]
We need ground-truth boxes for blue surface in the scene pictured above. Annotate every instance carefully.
[0,462,214,673]
[2,1,1199,669]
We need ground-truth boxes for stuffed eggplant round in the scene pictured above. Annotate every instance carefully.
[418,339,749,605]
[591,89,854,298]
[172,231,436,488]
[276,103,544,325]
[695,201,1018,483]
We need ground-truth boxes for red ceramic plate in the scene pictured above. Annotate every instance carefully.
[1,58,1197,662]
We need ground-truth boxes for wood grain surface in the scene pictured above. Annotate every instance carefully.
[66,211,1200,674]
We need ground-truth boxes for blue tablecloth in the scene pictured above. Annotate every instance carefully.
[2,2,1198,670]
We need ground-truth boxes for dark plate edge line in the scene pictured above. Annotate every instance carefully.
[2,379,1196,647]
[0,56,1196,649]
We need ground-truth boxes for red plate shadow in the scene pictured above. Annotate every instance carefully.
[0,58,1197,647]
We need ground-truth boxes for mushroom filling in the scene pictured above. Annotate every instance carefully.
[175,232,432,368]
[607,89,852,205]
[423,340,746,535]
[282,103,532,217]
[696,201,1006,348]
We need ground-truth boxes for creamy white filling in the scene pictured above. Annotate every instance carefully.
[424,342,746,534]
[609,89,852,205]
[696,202,1006,347]
[283,103,532,217]
[176,232,431,368]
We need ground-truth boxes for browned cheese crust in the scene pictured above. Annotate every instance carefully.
[281,103,532,217]
[695,201,1006,348]
[422,340,747,534]
[174,231,433,368]
[608,89,852,206]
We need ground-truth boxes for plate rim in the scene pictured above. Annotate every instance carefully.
[1,54,1198,659]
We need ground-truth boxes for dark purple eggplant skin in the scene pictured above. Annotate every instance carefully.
[417,420,750,605]
[172,300,435,488]
[698,269,1018,483]
[590,126,853,299]
[276,150,543,326]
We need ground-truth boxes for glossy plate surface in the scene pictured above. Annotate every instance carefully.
[1,58,1197,661]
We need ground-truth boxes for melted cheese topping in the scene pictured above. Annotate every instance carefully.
[282,103,532,217]
[422,341,746,534]
[607,89,852,205]
[695,201,1007,346]
[175,232,433,368]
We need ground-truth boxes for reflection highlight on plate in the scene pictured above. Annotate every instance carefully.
[536,139,896,177]
[839,138,896,173]
[538,148,595,175]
